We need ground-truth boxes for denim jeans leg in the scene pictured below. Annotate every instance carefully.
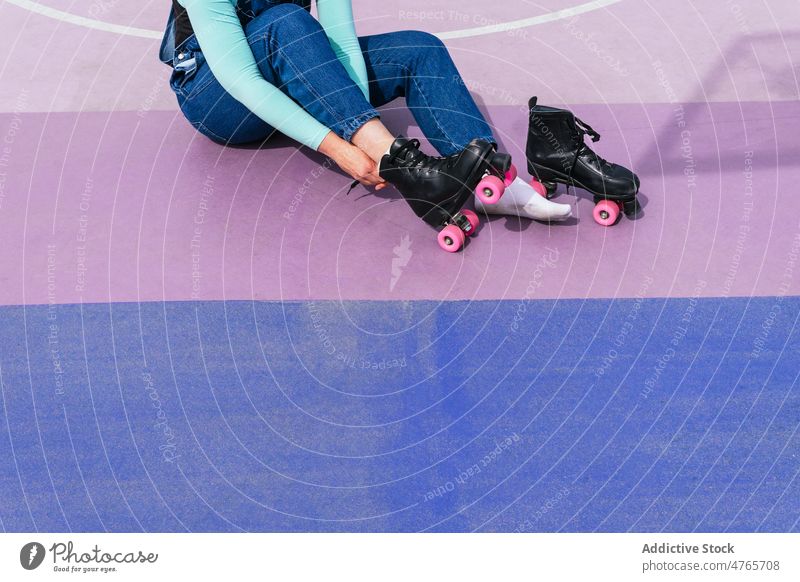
[360,30,496,156]
[174,34,276,145]
[246,3,379,142]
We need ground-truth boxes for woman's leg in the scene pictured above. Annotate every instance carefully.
[350,120,395,162]
[175,7,570,221]
[359,30,494,157]
[360,30,572,221]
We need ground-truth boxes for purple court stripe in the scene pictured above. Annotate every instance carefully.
[0,101,798,306]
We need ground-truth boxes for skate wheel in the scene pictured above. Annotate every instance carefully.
[593,199,620,227]
[460,209,480,237]
[530,179,548,198]
[438,224,465,252]
[475,175,505,205]
[504,164,518,187]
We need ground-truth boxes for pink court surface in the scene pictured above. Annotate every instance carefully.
[0,0,799,533]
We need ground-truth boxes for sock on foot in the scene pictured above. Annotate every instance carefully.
[475,176,572,221]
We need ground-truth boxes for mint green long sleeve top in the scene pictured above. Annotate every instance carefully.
[179,0,369,150]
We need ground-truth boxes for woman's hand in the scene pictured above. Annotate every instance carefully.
[318,132,387,190]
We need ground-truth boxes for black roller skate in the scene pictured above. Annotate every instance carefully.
[526,96,641,226]
[379,137,517,252]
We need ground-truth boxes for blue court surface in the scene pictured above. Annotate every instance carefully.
[1,297,798,532]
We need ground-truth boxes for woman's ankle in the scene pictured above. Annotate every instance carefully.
[351,120,396,162]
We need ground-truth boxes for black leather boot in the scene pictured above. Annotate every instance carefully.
[379,137,513,251]
[526,97,641,222]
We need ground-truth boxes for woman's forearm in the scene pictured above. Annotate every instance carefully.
[182,0,331,149]
[316,0,370,100]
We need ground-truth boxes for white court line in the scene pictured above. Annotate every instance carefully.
[438,0,624,40]
[3,0,162,38]
[3,0,623,41]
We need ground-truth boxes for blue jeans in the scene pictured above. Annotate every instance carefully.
[169,2,495,155]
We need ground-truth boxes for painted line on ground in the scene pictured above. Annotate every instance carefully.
[437,0,623,40]
[3,0,624,41]
[3,0,162,39]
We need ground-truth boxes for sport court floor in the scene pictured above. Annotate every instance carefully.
[0,0,798,532]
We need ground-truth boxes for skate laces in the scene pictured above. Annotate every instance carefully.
[570,115,615,177]
[575,117,601,143]
[389,138,430,168]
[348,139,432,195]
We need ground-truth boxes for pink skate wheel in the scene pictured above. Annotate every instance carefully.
[593,199,620,226]
[438,224,465,252]
[504,164,518,186]
[475,175,505,205]
[460,209,480,237]
[530,179,548,198]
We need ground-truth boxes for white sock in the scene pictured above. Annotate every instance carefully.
[383,143,393,158]
[475,176,572,221]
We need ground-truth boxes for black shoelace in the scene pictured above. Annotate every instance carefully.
[388,138,432,168]
[569,116,613,179]
[348,139,428,195]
